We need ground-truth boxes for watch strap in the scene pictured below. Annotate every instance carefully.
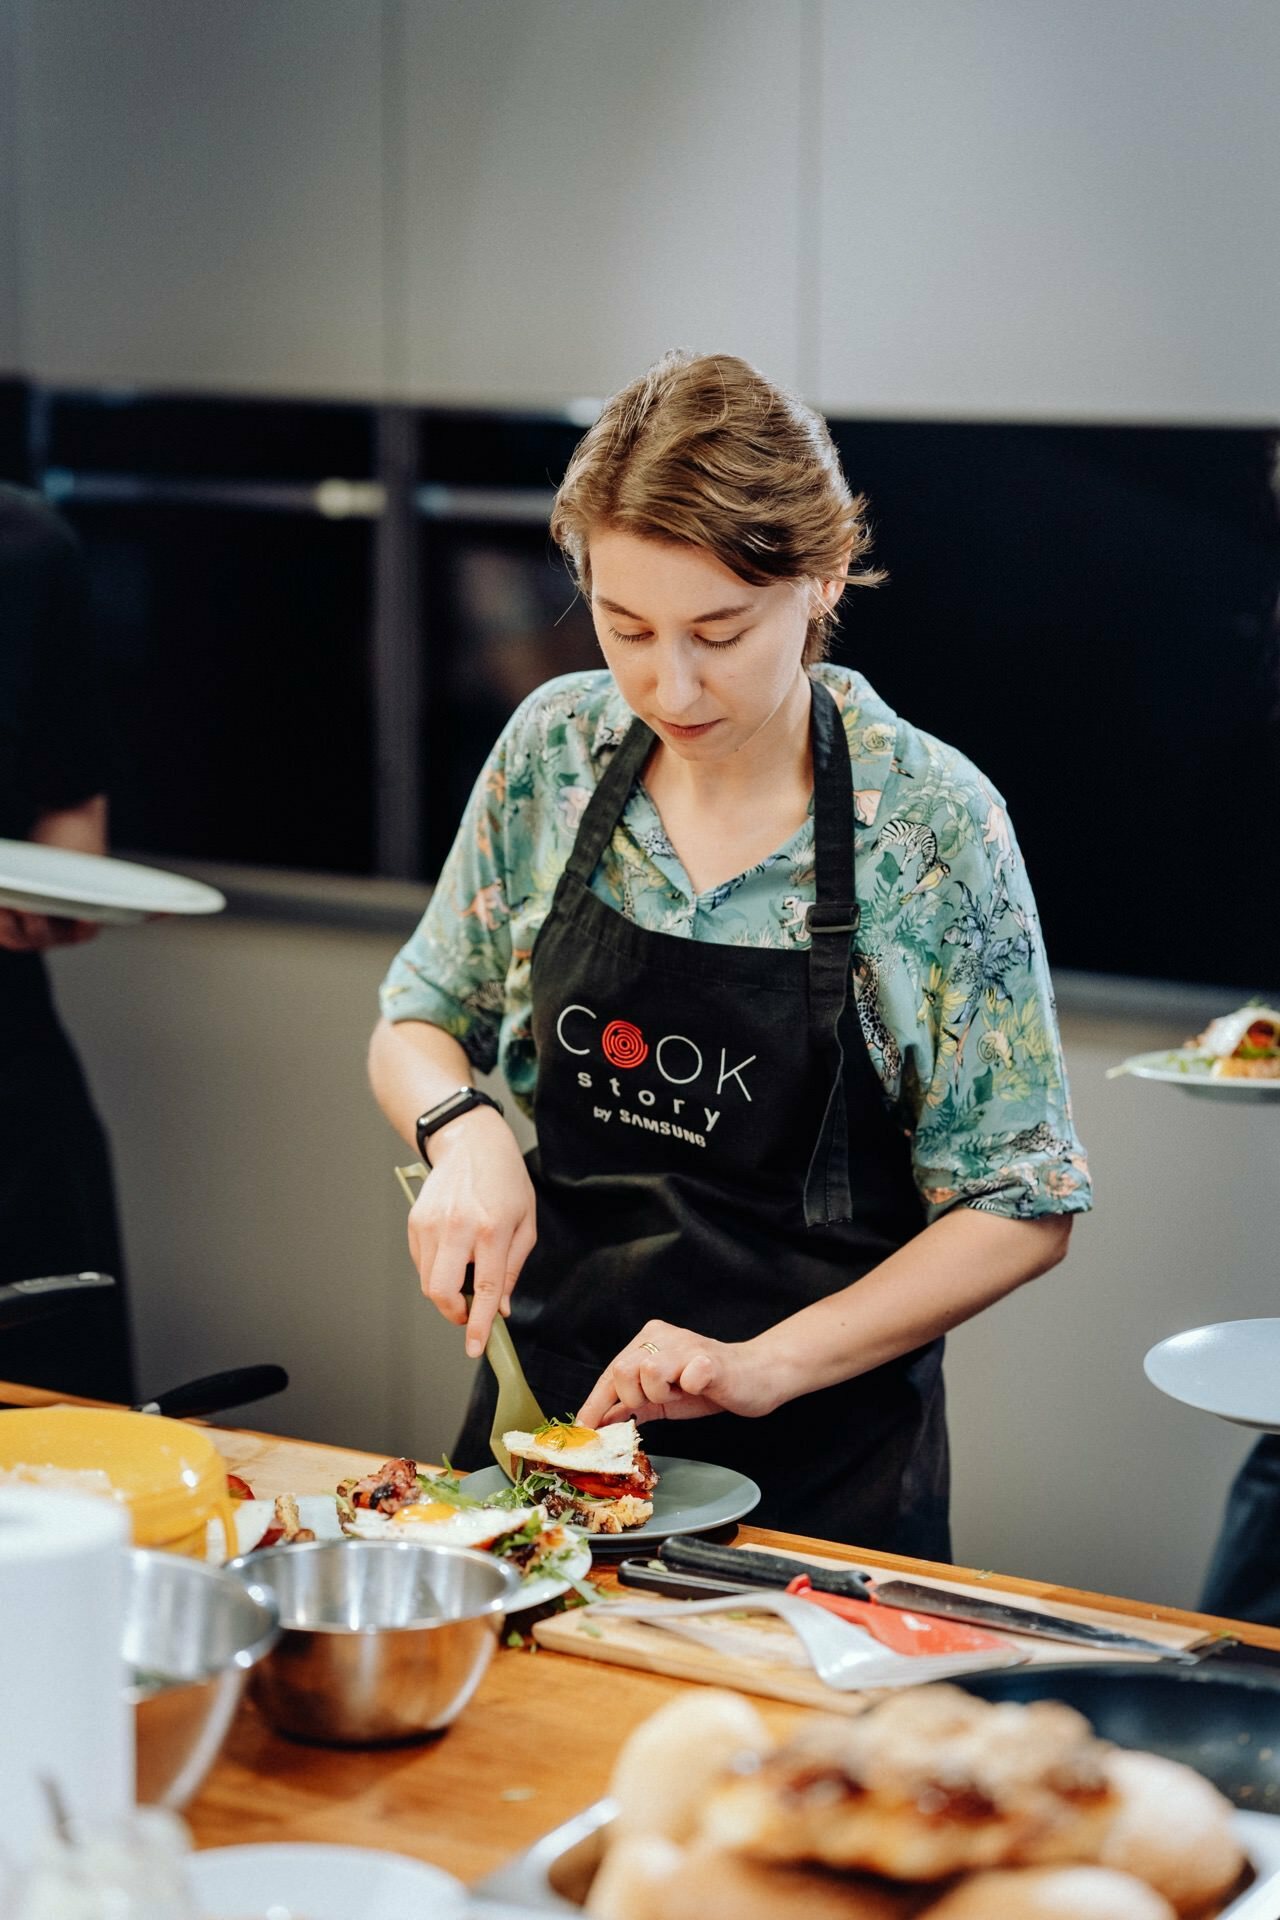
[415,1086,504,1161]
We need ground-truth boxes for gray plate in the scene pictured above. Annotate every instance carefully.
[462,1455,761,1544]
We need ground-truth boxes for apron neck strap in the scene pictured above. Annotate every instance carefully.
[806,676,859,992]
[563,714,655,886]
[804,679,860,1227]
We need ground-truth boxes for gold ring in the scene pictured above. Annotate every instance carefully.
[639,1340,660,1357]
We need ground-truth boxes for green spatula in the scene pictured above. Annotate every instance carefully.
[395,1162,546,1477]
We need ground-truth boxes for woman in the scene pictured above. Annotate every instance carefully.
[369,352,1090,1555]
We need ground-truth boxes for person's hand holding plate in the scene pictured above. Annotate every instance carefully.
[0,906,100,952]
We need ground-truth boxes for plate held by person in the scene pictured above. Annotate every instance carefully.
[463,1454,761,1545]
[1110,1048,1280,1103]
[0,838,225,925]
[1145,1320,1280,1432]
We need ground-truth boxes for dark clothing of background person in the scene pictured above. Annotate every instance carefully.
[1201,1435,1280,1626]
[0,483,135,1400]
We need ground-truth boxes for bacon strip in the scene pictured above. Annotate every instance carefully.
[345,1456,420,1513]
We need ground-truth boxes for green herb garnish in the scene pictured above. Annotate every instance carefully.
[530,1415,584,1451]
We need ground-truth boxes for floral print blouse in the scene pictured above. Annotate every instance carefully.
[381,665,1092,1224]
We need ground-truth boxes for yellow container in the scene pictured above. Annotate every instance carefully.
[0,1407,236,1558]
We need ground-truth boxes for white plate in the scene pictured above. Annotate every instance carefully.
[463,1455,761,1546]
[1111,1049,1280,1102]
[1145,1320,1280,1431]
[0,837,224,925]
[188,1840,465,1919]
[215,1496,593,1612]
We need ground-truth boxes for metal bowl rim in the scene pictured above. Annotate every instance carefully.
[225,1536,521,1633]
[124,1546,280,1698]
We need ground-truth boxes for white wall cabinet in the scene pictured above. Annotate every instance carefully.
[397,0,807,404]
[6,0,1279,418]
[815,0,1280,421]
[12,0,385,396]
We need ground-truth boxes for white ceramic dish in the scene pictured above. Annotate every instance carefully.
[215,1495,592,1612]
[0,838,225,925]
[477,1800,1280,1917]
[1145,1320,1280,1432]
[463,1455,762,1546]
[1111,1048,1280,1102]
[188,1840,465,1918]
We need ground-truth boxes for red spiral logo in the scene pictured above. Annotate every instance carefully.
[601,1019,649,1069]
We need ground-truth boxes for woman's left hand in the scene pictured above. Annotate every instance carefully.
[576,1320,778,1427]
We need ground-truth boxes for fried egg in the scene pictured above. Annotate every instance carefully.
[348,1501,539,1550]
[503,1419,640,1476]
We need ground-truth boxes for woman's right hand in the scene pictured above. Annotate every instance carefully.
[407,1106,537,1357]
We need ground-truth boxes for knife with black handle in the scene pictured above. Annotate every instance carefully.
[659,1536,1204,1660]
[617,1557,765,1600]
[661,1535,874,1598]
[134,1364,289,1418]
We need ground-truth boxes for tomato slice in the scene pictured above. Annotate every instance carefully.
[226,1473,255,1503]
[558,1471,645,1500]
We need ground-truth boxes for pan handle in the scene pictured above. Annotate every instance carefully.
[0,1271,116,1332]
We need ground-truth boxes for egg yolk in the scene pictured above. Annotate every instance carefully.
[392,1502,458,1525]
[538,1424,598,1451]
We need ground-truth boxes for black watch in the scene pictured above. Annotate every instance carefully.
[415,1086,505,1162]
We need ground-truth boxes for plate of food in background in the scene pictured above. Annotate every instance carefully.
[1109,1003,1280,1101]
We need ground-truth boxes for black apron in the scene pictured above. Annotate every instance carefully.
[0,951,135,1401]
[454,680,949,1557]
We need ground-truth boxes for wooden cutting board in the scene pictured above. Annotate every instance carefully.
[532,1604,889,1714]
[533,1542,1207,1707]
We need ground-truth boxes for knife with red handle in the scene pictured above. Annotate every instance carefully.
[658,1536,1203,1661]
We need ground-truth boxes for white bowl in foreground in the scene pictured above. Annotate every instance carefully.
[187,1841,465,1919]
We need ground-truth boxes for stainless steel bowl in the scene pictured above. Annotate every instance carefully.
[123,1547,279,1808]
[225,1538,520,1746]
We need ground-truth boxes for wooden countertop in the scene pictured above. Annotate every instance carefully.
[5,1382,1280,1888]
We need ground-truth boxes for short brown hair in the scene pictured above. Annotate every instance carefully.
[550,350,883,664]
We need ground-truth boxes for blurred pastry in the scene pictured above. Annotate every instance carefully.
[1096,1750,1245,1916]
[586,1834,684,1920]
[921,1866,1175,1920]
[587,1835,927,1920]
[701,1686,1115,1879]
[607,1689,770,1843]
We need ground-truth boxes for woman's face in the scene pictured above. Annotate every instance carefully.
[588,529,825,762]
